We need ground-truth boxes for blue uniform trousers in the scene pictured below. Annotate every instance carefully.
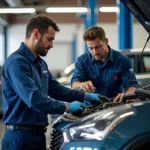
[1,129,46,150]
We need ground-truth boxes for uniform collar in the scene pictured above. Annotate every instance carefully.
[19,42,41,63]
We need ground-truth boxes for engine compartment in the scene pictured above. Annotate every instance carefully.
[62,88,150,121]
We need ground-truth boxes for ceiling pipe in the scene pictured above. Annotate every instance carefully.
[5,0,24,7]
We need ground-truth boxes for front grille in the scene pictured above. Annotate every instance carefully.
[50,128,64,150]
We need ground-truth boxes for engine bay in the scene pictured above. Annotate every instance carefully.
[62,88,150,121]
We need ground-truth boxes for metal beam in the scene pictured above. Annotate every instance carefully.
[117,1,133,50]
[87,0,97,27]
[80,14,89,52]
[79,0,98,53]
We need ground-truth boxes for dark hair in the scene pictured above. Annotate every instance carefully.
[83,26,106,41]
[26,15,60,39]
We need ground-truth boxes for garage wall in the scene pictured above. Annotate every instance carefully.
[7,22,150,72]
[42,42,72,71]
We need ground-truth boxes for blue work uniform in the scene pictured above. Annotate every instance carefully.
[71,46,138,98]
[1,42,85,150]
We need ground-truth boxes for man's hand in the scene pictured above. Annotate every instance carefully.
[85,93,100,102]
[83,101,92,107]
[113,93,124,102]
[80,81,96,93]
[65,101,85,113]
[113,87,136,102]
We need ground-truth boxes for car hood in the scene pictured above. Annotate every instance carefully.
[67,103,133,128]
[66,101,150,129]
[121,0,150,34]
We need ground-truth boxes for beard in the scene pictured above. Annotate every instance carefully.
[35,38,50,57]
[94,55,105,62]
[94,49,107,62]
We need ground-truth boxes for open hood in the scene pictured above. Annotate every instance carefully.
[120,0,150,34]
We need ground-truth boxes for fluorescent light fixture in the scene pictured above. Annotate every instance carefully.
[99,7,118,13]
[0,8,36,14]
[46,7,88,13]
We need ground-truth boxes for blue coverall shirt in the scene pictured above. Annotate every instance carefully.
[71,46,138,98]
[2,43,84,127]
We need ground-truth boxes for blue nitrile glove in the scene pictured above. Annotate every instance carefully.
[68,101,85,113]
[83,101,92,107]
[85,93,100,102]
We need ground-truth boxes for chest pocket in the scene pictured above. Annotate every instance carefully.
[107,70,121,82]
[43,72,49,78]
[105,70,122,93]
[41,66,51,79]
[43,71,53,81]
[43,71,51,82]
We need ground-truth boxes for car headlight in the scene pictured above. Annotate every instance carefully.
[66,105,135,141]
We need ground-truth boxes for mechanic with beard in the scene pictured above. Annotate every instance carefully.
[71,25,138,102]
[1,15,100,150]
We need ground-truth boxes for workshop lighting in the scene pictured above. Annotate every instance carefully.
[0,8,36,14]
[99,7,118,13]
[46,7,88,13]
